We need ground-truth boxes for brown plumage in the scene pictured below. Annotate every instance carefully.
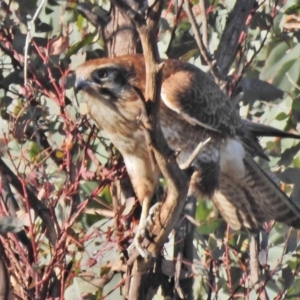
[75,54,300,231]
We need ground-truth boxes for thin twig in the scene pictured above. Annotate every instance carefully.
[175,252,184,298]
[24,0,47,87]
[179,137,211,170]
[199,0,208,48]
[165,0,184,56]
[184,0,222,83]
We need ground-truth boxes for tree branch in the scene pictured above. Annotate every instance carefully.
[215,0,257,75]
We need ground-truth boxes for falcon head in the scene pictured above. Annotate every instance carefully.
[75,56,145,104]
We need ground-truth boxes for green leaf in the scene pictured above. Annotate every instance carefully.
[65,32,98,59]
[28,141,42,162]
[196,200,213,221]
[198,219,223,235]
[285,4,300,14]
[260,42,300,82]
[275,112,288,121]
[278,143,300,166]
[180,48,198,62]
[292,97,300,115]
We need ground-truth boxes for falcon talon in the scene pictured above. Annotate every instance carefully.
[128,236,150,258]
[145,202,162,228]
[135,240,150,258]
[148,202,162,218]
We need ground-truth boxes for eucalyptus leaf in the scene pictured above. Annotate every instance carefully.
[197,219,223,235]
[278,143,300,166]
[239,77,284,103]
[0,216,25,233]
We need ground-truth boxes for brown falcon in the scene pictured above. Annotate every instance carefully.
[75,54,300,243]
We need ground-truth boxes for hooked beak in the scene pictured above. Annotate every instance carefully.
[74,77,93,94]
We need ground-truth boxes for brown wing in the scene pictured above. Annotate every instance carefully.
[160,60,278,159]
[161,59,242,136]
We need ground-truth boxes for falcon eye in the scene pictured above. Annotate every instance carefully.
[92,68,111,83]
[96,70,108,79]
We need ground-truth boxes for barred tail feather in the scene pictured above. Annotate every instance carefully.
[243,154,300,228]
[213,177,264,230]
[213,154,300,230]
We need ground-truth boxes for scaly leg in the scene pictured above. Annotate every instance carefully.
[128,200,162,258]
